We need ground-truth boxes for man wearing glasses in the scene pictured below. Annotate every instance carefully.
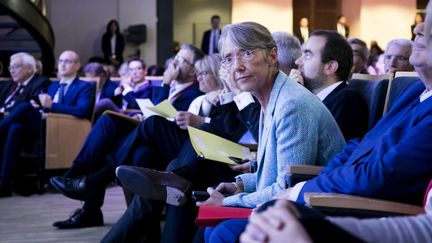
[383,39,414,73]
[0,50,94,197]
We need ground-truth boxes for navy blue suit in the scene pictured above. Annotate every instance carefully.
[99,79,121,107]
[0,78,94,182]
[322,82,369,141]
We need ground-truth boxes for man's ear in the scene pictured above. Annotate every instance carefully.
[323,60,338,75]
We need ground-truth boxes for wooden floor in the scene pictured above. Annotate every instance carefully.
[0,186,126,243]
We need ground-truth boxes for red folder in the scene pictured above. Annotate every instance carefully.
[195,205,253,227]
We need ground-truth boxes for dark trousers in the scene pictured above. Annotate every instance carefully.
[0,102,41,181]
[79,115,189,210]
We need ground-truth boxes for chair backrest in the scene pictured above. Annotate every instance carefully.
[109,76,163,87]
[383,71,419,114]
[78,77,99,123]
[348,78,389,129]
[384,76,420,113]
[394,71,419,78]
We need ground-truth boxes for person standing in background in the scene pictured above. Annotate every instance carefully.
[201,15,221,54]
[293,17,310,44]
[335,15,349,38]
[411,12,424,40]
[102,19,125,67]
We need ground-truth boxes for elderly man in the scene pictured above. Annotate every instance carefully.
[291,31,369,141]
[208,9,432,242]
[347,38,369,78]
[271,32,302,75]
[0,50,94,197]
[0,53,50,114]
[383,38,414,73]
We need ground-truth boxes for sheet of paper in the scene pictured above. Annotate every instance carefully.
[188,126,251,165]
[136,99,177,120]
[136,98,157,118]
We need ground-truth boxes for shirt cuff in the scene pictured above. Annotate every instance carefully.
[204,117,211,123]
[288,181,306,202]
[219,92,235,105]
[233,92,255,111]
[114,87,122,96]
[122,86,133,96]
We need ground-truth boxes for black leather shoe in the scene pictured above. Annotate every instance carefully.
[50,176,87,201]
[53,207,103,229]
[116,166,192,206]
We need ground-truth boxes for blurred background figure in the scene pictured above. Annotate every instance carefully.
[146,64,165,76]
[335,14,349,38]
[347,38,369,78]
[367,40,385,74]
[101,19,125,67]
[201,15,221,54]
[294,17,310,44]
[411,12,424,40]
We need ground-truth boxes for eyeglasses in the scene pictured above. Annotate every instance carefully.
[8,64,23,71]
[384,55,409,62]
[221,49,257,67]
[174,55,193,66]
[128,67,144,72]
[58,59,76,65]
[197,70,210,76]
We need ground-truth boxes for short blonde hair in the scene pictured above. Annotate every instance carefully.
[194,54,223,90]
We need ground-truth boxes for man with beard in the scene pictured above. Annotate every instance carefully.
[290,30,369,141]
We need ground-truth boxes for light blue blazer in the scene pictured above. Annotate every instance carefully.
[223,71,345,208]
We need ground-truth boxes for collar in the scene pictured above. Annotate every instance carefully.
[316,81,343,101]
[59,76,75,86]
[420,89,432,103]
[20,74,34,87]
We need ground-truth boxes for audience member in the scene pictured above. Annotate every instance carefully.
[117,62,128,78]
[293,17,310,44]
[0,50,94,197]
[411,12,424,41]
[207,10,432,240]
[271,32,301,75]
[367,40,385,74]
[201,15,222,54]
[101,19,125,66]
[49,44,204,229]
[335,15,349,38]
[383,38,414,73]
[146,64,165,76]
[347,38,369,78]
[291,31,369,141]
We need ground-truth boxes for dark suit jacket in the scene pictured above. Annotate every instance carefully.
[293,27,311,44]
[152,82,203,111]
[298,80,432,205]
[201,29,221,54]
[47,78,95,119]
[322,82,369,141]
[0,74,50,111]
[120,81,154,110]
[99,79,121,106]
[101,33,125,63]
[335,24,349,37]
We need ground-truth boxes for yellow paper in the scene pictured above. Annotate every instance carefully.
[188,126,251,164]
[148,100,177,119]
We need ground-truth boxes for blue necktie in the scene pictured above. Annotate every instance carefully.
[58,83,67,104]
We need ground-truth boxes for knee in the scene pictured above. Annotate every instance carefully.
[206,219,248,243]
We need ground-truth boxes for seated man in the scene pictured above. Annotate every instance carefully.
[94,58,153,117]
[0,50,94,197]
[383,38,414,73]
[347,37,369,78]
[292,30,369,140]
[0,52,50,115]
[49,44,205,229]
[205,14,432,242]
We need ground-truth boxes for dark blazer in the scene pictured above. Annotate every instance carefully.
[99,79,121,107]
[298,80,432,205]
[101,33,125,64]
[293,27,311,44]
[201,29,221,54]
[120,81,154,110]
[322,82,369,141]
[152,82,203,111]
[47,78,95,119]
[335,24,349,37]
[0,74,50,110]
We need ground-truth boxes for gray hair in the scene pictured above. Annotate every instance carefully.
[10,52,37,73]
[347,38,369,60]
[194,54,223,89]
[218,22,277,55]
[272,32,301,73]
[180,44,205,64]
[385,39,413,53]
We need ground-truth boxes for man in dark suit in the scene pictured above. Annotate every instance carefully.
[0,50,94,197]
[49,44,204,229]
[0,52,50,114]
[335,15,349,38]
[291,30,369,141]
[201,15,221,54]
[293,17,310,44]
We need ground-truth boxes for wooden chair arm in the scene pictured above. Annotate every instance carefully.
[103,110,140,125]
[304,192,425,217]
[44,113,92,169]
